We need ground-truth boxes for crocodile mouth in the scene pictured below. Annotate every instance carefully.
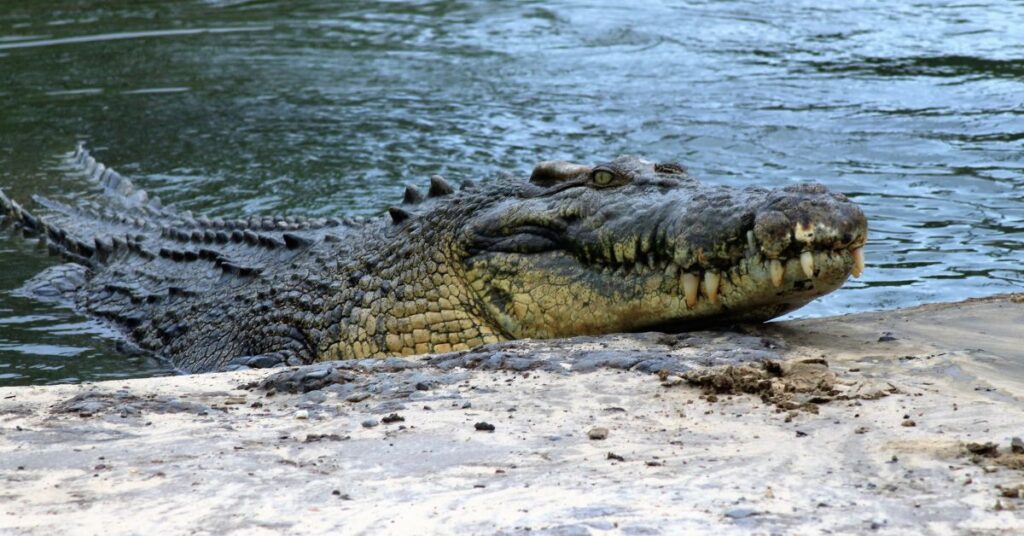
[564,229,866,310]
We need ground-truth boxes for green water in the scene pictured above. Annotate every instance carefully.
[1,1,1022,385]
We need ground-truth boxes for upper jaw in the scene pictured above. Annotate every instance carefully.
[559,183,868,310]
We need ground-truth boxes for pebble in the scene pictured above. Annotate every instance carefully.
[661,375,683,387]
[607,452,625,462]
[362,419,379,428]
[901,419,916,427]
[1011,437,1024,454]
[474,421,495,432]
[587,427,609,440]
[294,410,309,420]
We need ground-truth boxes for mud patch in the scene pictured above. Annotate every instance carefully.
[52,391,212,418]
[675,358,897,411]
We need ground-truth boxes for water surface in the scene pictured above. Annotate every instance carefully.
[1,0,1022,385]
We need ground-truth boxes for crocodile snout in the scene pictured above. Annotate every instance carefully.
[752,184,868,283]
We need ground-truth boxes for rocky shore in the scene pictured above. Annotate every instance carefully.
[2,295,1022,534]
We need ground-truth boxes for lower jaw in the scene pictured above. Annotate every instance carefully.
[639,249,854,329]
[701,249,853,322]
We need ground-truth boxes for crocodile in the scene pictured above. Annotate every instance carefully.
[0,147,867,373]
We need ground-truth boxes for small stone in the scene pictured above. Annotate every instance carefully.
[382,413,405,424]
[362,419,379,428]
[855,426,869,434]
[901,419,916,427]
[294,410,309,420]
[878,333,898,342]
[474,422,495,432]
[1011,437,1024,454]
[588,427,609,440]
[607,452,625,462]
[999,486,1023,499]
[966,442,999,457]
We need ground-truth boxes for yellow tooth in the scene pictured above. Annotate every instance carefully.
[851,247,865,278]
[704,271,720,303]
[800,251,815,278]
[682,272,699,308]
[794,222,815,244]
[769,259,784,288]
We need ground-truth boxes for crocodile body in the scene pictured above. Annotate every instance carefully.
[0,147,867,373]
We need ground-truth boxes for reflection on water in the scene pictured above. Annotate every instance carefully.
[1,0,1022,385]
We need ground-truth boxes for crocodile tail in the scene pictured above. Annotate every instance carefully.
[0,187,100,267]
[0,144,171,268]
[70,143,165,211]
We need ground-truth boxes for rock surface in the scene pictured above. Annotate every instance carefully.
[1,294,1023,534]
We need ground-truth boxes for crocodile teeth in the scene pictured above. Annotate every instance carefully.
[800,251,815,278]
[769,259,784,288]
[851,247,865,278]
[704,271,720,304]
[747,230,757,257]
[682,272,699,308]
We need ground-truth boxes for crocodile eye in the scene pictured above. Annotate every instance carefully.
[592,169,614,186]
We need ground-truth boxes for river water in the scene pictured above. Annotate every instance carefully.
[1,1,1021,385]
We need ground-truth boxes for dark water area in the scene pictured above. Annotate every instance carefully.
[1,1,1021,385]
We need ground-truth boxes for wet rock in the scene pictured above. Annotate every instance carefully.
[1012,437,1024,454]
[305,434,346,443]
[724,507,759,519]
[345,392,371,403]
[361,419,379,428]
[300,390,327,404]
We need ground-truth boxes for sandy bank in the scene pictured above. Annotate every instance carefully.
[1,295,1023,534]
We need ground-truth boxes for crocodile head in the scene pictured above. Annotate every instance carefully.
[454,155,867,339]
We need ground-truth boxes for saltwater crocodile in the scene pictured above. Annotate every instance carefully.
[0,147,867,373]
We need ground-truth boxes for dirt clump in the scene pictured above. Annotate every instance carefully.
[965,442,1024,471]
[673,358,895,412]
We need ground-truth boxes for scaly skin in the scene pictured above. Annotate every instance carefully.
[0,149,867,373]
